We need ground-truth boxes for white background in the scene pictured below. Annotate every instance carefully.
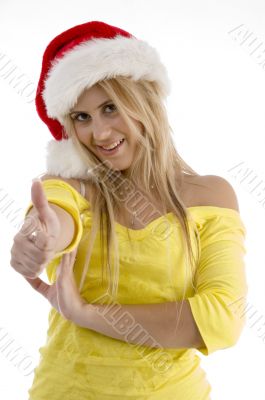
[0,0,265,399]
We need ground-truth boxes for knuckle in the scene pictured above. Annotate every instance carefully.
[38,253,48,264]
[10,255,19,267]
[11,243,21,255]
[20,222,33,236]
[42,242,50,251]
[24,215,39,230]
[10,260,21,273]
[42,238,54,252]
[13,234,21,244]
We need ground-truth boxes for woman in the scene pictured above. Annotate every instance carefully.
[10,21,248,399]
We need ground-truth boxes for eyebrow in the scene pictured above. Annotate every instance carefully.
[70,99,112,115]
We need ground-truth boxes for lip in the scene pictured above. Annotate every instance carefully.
[96,138,125,156]
[96,139,123,147]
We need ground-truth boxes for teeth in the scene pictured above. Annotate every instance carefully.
[101,139,123,150]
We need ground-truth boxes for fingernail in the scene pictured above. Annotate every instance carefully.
[32,178,41,183]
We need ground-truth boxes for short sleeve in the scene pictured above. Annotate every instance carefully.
[187,207,248,356]
[24,179,84,259]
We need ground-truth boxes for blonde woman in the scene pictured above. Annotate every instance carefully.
[10,21,247,400]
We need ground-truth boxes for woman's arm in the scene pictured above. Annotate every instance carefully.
[74,300,205,349]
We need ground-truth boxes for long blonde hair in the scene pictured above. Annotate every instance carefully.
[62,76,206,327]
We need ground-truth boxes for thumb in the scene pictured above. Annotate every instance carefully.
[31,179,60,235]
[24,276,50,299]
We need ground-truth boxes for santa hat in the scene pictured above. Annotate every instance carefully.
[36,20,171,179]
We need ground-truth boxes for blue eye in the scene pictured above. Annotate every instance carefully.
[71,103,117,122]
[105,104,116,112]
[73,113,88,122]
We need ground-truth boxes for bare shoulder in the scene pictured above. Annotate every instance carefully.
[40,174,81,194]
[185,174,240,212]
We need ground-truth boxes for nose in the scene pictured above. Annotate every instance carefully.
[91,116,112,143]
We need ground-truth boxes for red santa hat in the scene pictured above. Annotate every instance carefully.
[36,20,171,179]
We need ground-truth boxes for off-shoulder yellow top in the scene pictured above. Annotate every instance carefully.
[24,179,248,400]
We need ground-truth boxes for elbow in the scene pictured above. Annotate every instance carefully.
[224,311,246,349]
[194,314,245,356]
[187,292,247,355]
[213,294,247,352]
[224,293,248,348]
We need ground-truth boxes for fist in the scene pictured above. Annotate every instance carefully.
[10,179,61,279]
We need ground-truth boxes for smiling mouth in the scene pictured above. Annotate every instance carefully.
[97,138,125,155]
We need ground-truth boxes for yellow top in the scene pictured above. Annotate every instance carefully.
[25,179,248,400]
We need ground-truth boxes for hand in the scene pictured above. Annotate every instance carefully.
[24,246,86,321]
[10,179,61,279]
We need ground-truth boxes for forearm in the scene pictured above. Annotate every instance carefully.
[74,300,205,349]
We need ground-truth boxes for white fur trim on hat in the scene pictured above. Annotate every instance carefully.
[43,35,171,121]
[46,137,89,179]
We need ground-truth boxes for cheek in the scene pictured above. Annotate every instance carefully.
[75,126,88,143]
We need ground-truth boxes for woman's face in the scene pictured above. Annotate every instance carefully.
[69,84,143,171]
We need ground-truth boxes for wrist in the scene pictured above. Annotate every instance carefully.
[73,302,94,328]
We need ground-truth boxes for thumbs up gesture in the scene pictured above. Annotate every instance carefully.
[10,179,61,279]
[10,179,86,322]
